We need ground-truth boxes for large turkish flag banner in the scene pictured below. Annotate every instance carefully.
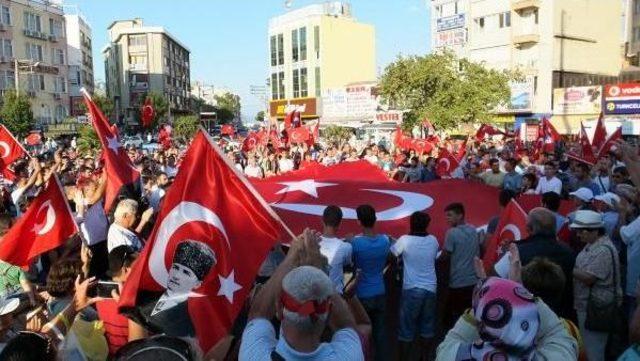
[119,129,281,352]
[0,176,78,267]
[483,199,528,268]
[252,173,500,243]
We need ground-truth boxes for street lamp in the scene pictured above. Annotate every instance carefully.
[13,59,41,93]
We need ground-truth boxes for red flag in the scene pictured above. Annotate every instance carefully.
[422,118,436,135]
[0,176,78,267]
[579,123,596,164]
[287,127,310,145]
[221,124,235,137]
[283,111,293,129]
[292,111,302,128]
[455,139,467,162]
[242,132,260,152]
[482,199,528,268]
[141,97,155,129]
[596,127,622,158]
[119,129,282,352]
[269,130,285,149]
[475,124,505,141]
[540,118,560,153]
[436,148,460,177]
[0,125,28,169]
[82,90,140,212]
[409,138,434,155]
[158,125,172,150]
[25,133,41,146]
[307,122,320,147]
[394,126,405,150]
[591,113,607,151]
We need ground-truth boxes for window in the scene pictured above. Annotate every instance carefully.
[1,6,10,25]
[278,71,284,99]
[292,69,300,98]
[635,0,640,15]
[0,70,15,90]
[55,105,67,122]
[475,17,485,30]
[128,34,146,47]
[534,9,539,24]
[299,27,307,61]
[499,12,511,28]
[277,34,284,65]
[315,67,321,97]
[27,74,44,91]
[533,76,538,95]
[292,29,299,62]
[271,73,278,99]
[52,48,64,65]
[314,26,320,59]
[0,39,11,58]
[270,35,277,66]
[454,1,459,14]
[25,43,43,61]
[24,12,41,32]
[129,55,146,64]
[54,77,66,93]
[300,67,307,97]
[435,5,442,17]
[49,19,63,37]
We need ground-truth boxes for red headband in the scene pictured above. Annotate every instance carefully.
[280,291,329,320]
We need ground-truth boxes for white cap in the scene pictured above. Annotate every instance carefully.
[594,192,621,208]
[0,296,20,316]
[569,187,594,202]
[570,210,605,229]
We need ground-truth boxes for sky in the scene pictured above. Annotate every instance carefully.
[69,0,431,120]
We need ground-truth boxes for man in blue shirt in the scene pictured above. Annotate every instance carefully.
[351,204,391,361]
[503,158,523,192]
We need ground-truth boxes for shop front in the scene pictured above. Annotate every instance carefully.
[551,86,602,134]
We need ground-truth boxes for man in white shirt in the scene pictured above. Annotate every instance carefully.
[107,199,153,252]
[278,152,294,173]
[390,212,439,360]
[163,155,178,178]
[535,161,562,195]
[319,206,352,293]
[244,157,264,178]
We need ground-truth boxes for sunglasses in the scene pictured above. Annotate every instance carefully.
[575,228,597,233]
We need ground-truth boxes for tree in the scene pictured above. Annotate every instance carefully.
[378,50,514,130]
[214,92,241,124]
[146,92,169,127]
[255,110,265,123]
[0,92,34,137]
[78,94,114,120]
[76,124,100,153]
[322,125,353,144]
[173,115,200,141]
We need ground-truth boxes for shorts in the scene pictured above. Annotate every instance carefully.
[398,287,436,341]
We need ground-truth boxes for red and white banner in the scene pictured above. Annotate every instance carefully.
[436,148,460,178]
[482,199,528,268]
[0,125,28,178]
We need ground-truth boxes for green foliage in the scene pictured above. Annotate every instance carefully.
[77,124,100,153]
[378,50,513,130]
[255,110,265,123]
[0,91,34,137]
[146,92,169,127]
[79,94,114,119]
[322,125,353,144]
[213,92,241,124]
[173,115,200,140]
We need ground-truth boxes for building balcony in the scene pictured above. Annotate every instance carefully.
[129,63,147,72]
[128,44,147,53]
[512,0,540,12]
[23,29,49,41]
[513,30,540,46]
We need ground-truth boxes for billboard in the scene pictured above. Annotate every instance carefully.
[553,86,602,115]
[269,98,318,118]
[321,83,379,121]
[496,77,534,113]
[437,14,465,32]
[435,28,466,48]
[604,83,640,115]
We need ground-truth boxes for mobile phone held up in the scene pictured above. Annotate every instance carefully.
[87,281,120,298]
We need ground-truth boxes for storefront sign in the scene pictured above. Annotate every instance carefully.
[603,83,640,115]
[553,86,602,115]
[435,28,466,48]
[375,111,403,123]
[269,98,318,118]
[437,14,465,32]
[497,77,534,113]
[322,83,378,121]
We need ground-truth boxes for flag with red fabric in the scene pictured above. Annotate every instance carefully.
[141,97,155,128]
[287,127,310,145]
[591,113,607,151]
[422,118,436,135]
[436,148,460,177]
[292,111,302,128]
[579,123,596,164]
[119,129,282,352]
[0,125,28,179]
[596,126,622,158]
[455,139,467,162]
[539,118,560,153]
[482,199,528,268]
[410,138,434,155]
[0,176,78,268]
[82,90,140,212]
[221,124,235,137]
[242,132,260,152]
[283,111,294,129]
[475,124,505,141]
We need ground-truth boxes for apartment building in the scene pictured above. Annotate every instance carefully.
[0,0,69,126]
[267,1,376,121]
[65,12,93,117]
[103,18,190,125]
[430,0,621,133]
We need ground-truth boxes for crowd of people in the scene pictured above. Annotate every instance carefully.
[0,127,639,361]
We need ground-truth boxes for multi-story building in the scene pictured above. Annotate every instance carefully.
[267,2,376,122]
[64,12,93,117]
[0,0,69,126]
[191,81,216,106]
[430,0,621,133]
[103,18,190,125]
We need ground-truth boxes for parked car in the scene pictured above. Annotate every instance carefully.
[123,135,144,148]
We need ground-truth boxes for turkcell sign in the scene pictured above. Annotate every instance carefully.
[437,14,465,32]
[604,83,640,115]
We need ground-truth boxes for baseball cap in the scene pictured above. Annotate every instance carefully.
[569,187,594,202]
[0,295,21,316]
[594,192,621,208]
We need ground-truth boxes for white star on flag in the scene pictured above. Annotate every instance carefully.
[275,179,337,198]
[217,270,242,303]
[106,135,122,153]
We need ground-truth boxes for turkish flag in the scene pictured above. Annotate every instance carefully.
[410,138,434,155]
[436,148,460,177]
[242,132,260,152]
[25,133,41,146]
[287,127,310,145]
[251,169,500,243]
[0,125,28,174]
[283,111,294,129]
[292,111,302,128]
[269,130,285,149]
[591,112,607,151]
[141,97,155,128]
[475,124,505,141]
[483,199,528,268]
[455,139,468,162]
[0,176,78,268]
[221,124,235,137]
[539,118,560,153]
[579,123,596,164]
[83,91,140,212]
[119,129,281,352]
[262,160,388,183]
[596,126,622,158]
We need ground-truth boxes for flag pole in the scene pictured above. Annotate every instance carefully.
[198,127,297,240]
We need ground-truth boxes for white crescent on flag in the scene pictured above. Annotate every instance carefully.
[439,158,451,171]
[32,201,56,235]
[501,223,522,240]
[0,141,10,158]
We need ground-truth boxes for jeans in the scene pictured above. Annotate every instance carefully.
[360,294,388,361]
[577,310,608,361]
[398,288,437,341]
